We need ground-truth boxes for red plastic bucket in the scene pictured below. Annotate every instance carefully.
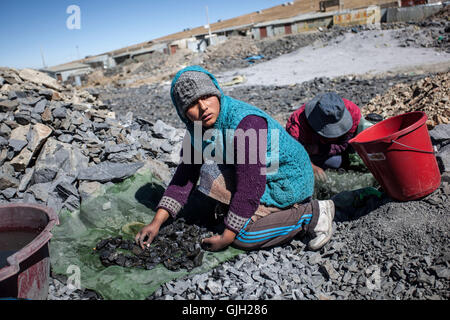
[349,111,441,201]
[0,204,59,300]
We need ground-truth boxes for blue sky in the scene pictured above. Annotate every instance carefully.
[0,0,287,69]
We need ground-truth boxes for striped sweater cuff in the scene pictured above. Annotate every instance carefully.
[157,196,182,218]
[224,211,249,233]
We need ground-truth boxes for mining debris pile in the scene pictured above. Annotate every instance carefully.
[97,73,429,129]
[95,219,210,272]
[0,67,183,212]
[201,36,260,72]
[364,72,450,128]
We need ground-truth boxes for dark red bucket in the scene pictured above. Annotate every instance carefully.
[0,204,59,300]
[349,111,441,201]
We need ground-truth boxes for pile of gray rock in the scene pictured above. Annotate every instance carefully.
[431,124,450,174]
[0,67,183,214]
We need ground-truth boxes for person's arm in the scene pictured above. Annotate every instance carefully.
[327,133,352,156]
[156,144,202,218]
[286,107,327,181]
[286,105,308,144]
[202,115,267,251]
[136,143,201,248]
[135,208,170,248]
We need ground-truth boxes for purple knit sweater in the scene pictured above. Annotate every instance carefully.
[156,115,267,233]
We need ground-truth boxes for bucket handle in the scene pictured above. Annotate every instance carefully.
[390,139,435,154]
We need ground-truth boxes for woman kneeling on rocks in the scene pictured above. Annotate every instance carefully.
[136,66,335,252]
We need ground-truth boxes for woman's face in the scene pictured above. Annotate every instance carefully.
[185,95,220,128]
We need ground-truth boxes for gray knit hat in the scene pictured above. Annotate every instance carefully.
[172,71,221,117]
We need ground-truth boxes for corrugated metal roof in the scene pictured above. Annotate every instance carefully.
[254,10,337,27]
[213,23,254,34]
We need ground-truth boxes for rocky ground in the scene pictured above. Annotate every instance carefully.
[96,72,433,129]
[147,180,449,301]
[1,11,449,300]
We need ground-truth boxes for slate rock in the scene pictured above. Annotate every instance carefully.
[14,111,31,125]
[9,124,30,141]
[38,89,53,98]
[52,107,67,119]
[41,107,53,122]
[393,282,405,295]
[22,192,37,204]
[2,187,17,199]
[309,252,322,265]
[431,265,450,280]
[18,68,62,91]
[33,167,58,184]
[33,138,89,182]
[33,99,47,114]
[21,96,42,106]
[18,167,34,192]
[78,181,103,202]
[0,123,12,138]
[8,139,28,153]
[10,147,33,172]
[152,120,177,140]
[28,123,52,154]
[55,180,79,201]
[78,161,144,183]
[417,271,436,286]
[7,91,18,100]
[105,143,130,154]
[63,195,80,211]
[57,134,74,143]
[429,124,450,144]
[160,140,174,153]
[45,194,64,216]
[0,99,19,112]
[436,143,450,173]
[92,122,109,132]
[0,136,7,146]
[320,260,340,280]
[28,183,51,202]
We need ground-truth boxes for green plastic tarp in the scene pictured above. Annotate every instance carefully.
[313,169,377,200]
[49,169,243,300]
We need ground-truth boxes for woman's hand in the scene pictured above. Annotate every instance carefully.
[312,163,327,182]
[135,209,170,249]
[201,228,236,252]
